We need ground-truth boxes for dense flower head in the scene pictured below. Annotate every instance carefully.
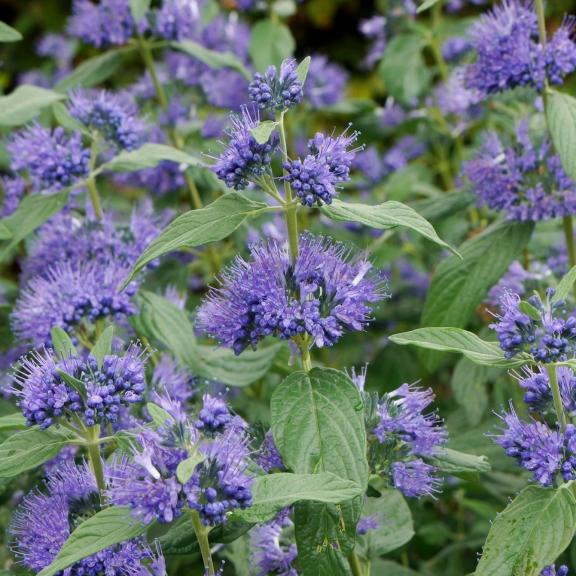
[305,55,348,109]
[153,0,201,41]
[516,366,576,416]
[200,68,250,110]
[12,260,139,347]
[8,124,90,192]
[248,58,304,111]
[195,394,232,434]
[201,14,251,62]
[69,90,146,151]
[463,121,576,221]
[197,234,387,355]
[433,67,483,119]
[0,175,25,218]
[186,426,253,525]
[213,107,278,190]
[360,16,387,68]
[491,290,576,362]
[11,461,165,575]
[441,36,472,62]
[151,354,196,406]
[391,460,440,498]
[68,0,141,48]
[11,344,147,429]
[256,430,285,472]
[250,515,298,576]
[465,0,576,95]
[284,126,362,206]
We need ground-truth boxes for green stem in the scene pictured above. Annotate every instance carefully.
[87,137,103,220]
[535,0,549,103]
[137,36,203,210]
[564,216,576,269]
[347,551,364,576]
[276,111,299,262]
[189,510,215,576]
[300,340,312,372]
[86,425,107,503]
[546,364,567,431]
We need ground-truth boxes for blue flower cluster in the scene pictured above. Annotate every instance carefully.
[372,383,447,498]
[248,58,304,111]
[11,461,165,575]
[516,367,576,416]
[464,121,576,221]
[8,125,90,192]
[195,394,232,434]
[491,290,576,363]
[197,234,387,355]
[213,107,278,190]
[250,513,298,576]
[69,90,146,150]
[0,175,25,218]
[12,345,147,429]
[466,0,576,95]
[284,127,361,206]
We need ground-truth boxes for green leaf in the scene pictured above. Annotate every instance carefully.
[52,102,91,135]
[417,0,442,13]
[370,561,419,576]
[55,50,127,91]
[234,472,363,523]
[176,453,204,484]
[0,190,70,259]
[451,358,492,426]
[147,402,174,428]
[296,56,312,85]
[356,491,414,559]
[193,343,285,387]
[51,327,77,359]
[57,371,88,402]
[101,143,202,173]
[430,447,491,475]
[0,21,22,42]
[411,191,474,222]
[91,326,114,368]
[552,264,576,304]
[249,120,277,144]
[546,89,576,181]
[390,327,529,367]
[272,0,297,17]
[0,413,26,432]
[38,507,147,576]
[321,199,457,254]
[0,222,11,240]
[249,19,295,72]
[129,0,151,22]
[420,219,534,371]
[0,85,65,127]
[379,34,431,104]
[271,368,368,573]
[475,482,576,576]
[0,427,75,477]
[123,194,267,286]
[172,41,251,79]
[271,368,368,486]
[519,300,541,321]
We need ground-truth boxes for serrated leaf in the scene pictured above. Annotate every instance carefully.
[0,427,75,477]
[147,402,174,428]
[51,327,77,359]
[390,327,530,367]
[321,199,457,254]
[296,56,311,85]
[249,19,295,72]
[129,0,151,21]
[430,447,491,475]
[420,219,534,371]
[123,194,268,286]
[172,40,251,79]
[0,190,70,259]
[55,50,128,91]
[176,452,204,484]
[552,265,576,303]
[250,121,277,144]
[356,491,414,559]
[101,143,202,173]
[0,85,65,127]
[38,507,147,576]
[234,472,363,523]
[475,483,576,576]
[546,89,576,181]
[0,21,22,42]
[91,326,114,368]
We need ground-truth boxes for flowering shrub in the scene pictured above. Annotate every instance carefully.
[2,0,576,575]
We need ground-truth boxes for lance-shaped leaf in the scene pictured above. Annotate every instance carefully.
[55,50,128,91]
[0,21,22,42]
[546,89,576,181]
[0,85,65,127]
